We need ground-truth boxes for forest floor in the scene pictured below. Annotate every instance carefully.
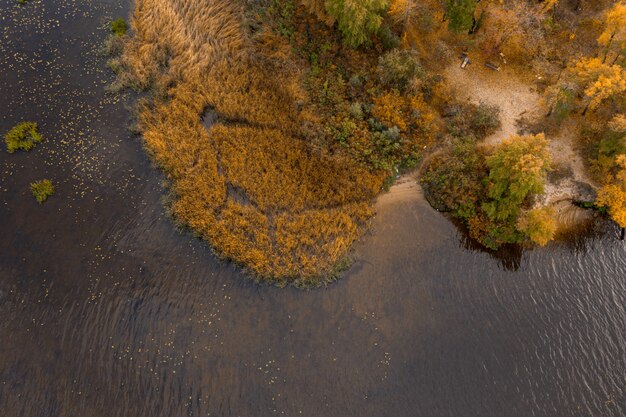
[444,63,597,229]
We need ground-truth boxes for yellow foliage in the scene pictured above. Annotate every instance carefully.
[119,0,385,284]
[597,184,626,228]
[516,207,557,246]
[540,0,559,14]
[373,92,410,131]
[609,114,626,132]
[572,58,626,112]
[598,2,626,61]
[372,91,438,138]
[475,2,544,63]
[597,154,626,228]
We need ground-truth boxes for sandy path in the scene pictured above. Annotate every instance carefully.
[445,65,545,145]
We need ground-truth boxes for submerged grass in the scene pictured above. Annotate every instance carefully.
[116,0,385,285]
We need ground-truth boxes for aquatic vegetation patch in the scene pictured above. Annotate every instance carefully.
[30,179,55,204]
[110,18,128,37]
[114,0,387,285]
[4,122,42,154]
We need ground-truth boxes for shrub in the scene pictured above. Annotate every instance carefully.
[4,122,42,153]
[482,134,551,224]
[110,18,128,37]
[377,49,424,90]
[349,102,364,120]
[325,0,389,47]
[102,34,125,57]
[377,24,400,50]
[420,137,486,218]
[30,180,54,204]
[516,207,557,246]
[268,0,296,39]
[445,102,500,140]
[471,102,501,137]
[445,0,477,33]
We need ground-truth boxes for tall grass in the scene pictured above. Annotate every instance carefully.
[118,0,384,285]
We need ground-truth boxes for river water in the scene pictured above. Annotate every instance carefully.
[0,1,624,416]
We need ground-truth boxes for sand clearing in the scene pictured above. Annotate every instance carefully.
[445,64,544,146]
[444,63,599,228]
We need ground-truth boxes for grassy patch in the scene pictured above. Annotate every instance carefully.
[30,180,54,204]
[4,122,42,153]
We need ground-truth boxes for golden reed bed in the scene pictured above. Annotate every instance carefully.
[118,0,384,285]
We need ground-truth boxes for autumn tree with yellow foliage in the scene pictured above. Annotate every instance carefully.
[596,154,626,238]
[569,58,626,115]
[516,207,557,247]
[467,134,554,248]
[598,1,626,65]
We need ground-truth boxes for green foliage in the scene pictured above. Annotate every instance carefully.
[589,127,626,180]
[425,133,552,250]
[445,0,476,33]
[553,87,575,123]
[331,117,357,144]
[576,201,608,214]
[446,102,501,140]
[469,102,501,137]
[269,0,296,38]
[421,137,486,219]
[110,18,129,37]
[377,49,424,90]
[30,180,55,204]
[4,122,42,153]
[378,24,400,50]
[369,126,404,170]
[482,134,551,223]
[325,0,390,47]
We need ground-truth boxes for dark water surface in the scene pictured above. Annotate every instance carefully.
[1,1,624,416]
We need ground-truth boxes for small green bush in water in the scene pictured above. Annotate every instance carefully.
[4,122,42,153]
[110,18,128,37]
[31,180,55,204]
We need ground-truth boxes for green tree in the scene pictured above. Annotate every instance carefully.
[483,133,551,223]
[445,0,476,33]
[325,0,390,47]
